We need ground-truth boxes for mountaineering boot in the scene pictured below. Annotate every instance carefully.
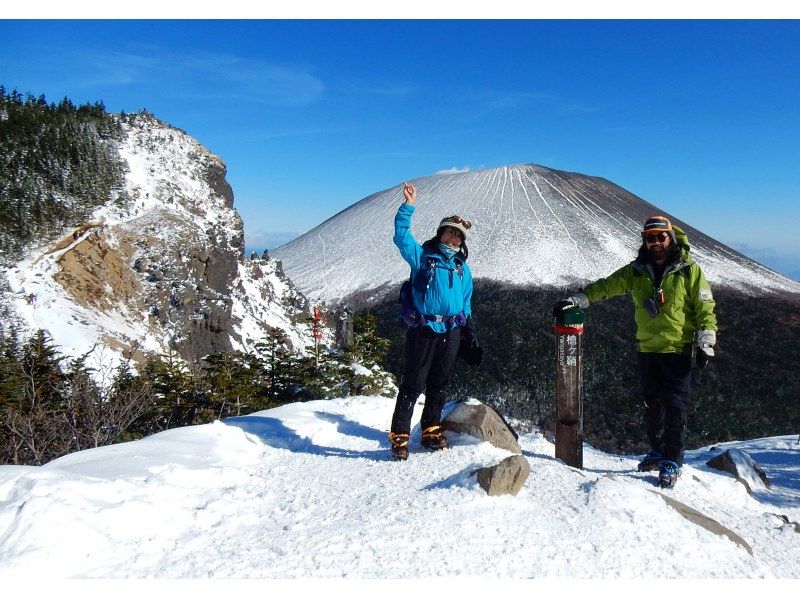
[658,460,681,489]
[637,450,665,472]
[389,432,409,461]
[421,425,448,451]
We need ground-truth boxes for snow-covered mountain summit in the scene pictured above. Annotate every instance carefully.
[272,164,799,302]
[2,113,313,368]
[0,395,797,577]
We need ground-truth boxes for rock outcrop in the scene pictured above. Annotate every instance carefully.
[3,112,315,367]
[443,399,521,454]
[706,448,771,494]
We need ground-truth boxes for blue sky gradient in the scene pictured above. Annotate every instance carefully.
[1,20,798,279]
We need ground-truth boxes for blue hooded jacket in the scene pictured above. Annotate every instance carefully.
[394,203,473,333]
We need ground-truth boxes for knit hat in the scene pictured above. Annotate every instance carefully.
[437,215,471,241]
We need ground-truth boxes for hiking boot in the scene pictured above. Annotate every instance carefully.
[637,450,665,472]
[420,425,448,451]
[658,460,682,489]
[389,432,409,461]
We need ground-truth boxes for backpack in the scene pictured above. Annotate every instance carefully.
[398,278,419,327]
[398,257,463,327]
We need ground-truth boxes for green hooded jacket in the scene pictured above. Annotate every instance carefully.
[582,226,718,354]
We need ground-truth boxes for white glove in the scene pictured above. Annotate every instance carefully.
[565,293,590,310]
[696,330,716,356]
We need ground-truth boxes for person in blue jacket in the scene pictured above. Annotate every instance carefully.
[389,181,474,460]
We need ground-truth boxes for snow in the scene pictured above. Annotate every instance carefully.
[1,114,316,370]
[1,395,797,579]
[272,164,800,303]
[229,257,313,354]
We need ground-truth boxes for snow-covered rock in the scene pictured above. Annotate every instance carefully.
[1,113,315,370]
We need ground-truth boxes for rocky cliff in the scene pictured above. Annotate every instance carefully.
[2,113,313,369]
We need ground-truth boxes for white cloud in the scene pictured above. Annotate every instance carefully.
[435,166,471,175]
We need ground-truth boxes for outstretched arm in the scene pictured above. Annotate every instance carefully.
[582,264,634,303]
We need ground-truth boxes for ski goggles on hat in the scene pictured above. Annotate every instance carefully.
[644,232,670,243]
[444,215,472,229]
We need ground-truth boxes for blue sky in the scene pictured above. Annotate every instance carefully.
[1,19,798,279]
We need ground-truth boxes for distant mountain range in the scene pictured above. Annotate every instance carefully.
[272,164,800,302]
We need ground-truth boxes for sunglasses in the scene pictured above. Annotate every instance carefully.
[644,232,669,243]
[446,215,472,229]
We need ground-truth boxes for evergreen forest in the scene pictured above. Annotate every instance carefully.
[0,87,126,263]
[0,311,393,465]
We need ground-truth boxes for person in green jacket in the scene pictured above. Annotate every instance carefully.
[553,215,717,488]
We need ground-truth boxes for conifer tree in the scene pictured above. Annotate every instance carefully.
[0,330,70,464]
[253,328,298,404]
[201,351,261,418]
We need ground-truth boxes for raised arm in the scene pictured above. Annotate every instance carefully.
[393,182,423,269]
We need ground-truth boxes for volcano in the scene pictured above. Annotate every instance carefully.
[272,164,798,303]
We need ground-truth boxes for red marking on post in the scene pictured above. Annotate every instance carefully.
[555,324,584,335]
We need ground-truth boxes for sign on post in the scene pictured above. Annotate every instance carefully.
[554,307,585,469]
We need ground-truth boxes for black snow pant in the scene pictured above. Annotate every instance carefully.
[638,352,693,465]
[390,325,461,435]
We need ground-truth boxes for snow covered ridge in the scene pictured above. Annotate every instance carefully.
[1,112,315,369]
[272,164,800,302]
[0,396,797,578]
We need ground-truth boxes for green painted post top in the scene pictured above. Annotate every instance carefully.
[555,306,585,327]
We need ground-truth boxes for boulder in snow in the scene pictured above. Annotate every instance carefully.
[442,400,521,454]
[476,455,530,496]
[706,448,771,494]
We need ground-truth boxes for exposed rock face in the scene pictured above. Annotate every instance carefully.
[706,448,771,494]
[443,400,521,454]
[54,227,141,313]
[3,112,315,367]
[476,455,530,496]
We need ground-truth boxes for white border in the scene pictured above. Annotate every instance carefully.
[4,1,800,19]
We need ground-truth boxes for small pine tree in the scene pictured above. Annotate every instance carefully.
[201,351,261,418]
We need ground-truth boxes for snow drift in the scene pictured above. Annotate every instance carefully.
[0,396,797,578]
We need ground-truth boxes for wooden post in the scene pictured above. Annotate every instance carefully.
[554,307,585,469]
[312,305,323,367]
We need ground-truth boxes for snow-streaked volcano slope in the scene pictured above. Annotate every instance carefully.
[0,396,798,578]
[272,164,799,302]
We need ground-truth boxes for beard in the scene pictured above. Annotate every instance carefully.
[648,244,668,262]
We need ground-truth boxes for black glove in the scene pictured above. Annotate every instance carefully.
[458,325,484,366]
[695,347,712,369]
[694,330,715,369]
[552,300,574,317]
[552,293,589,317]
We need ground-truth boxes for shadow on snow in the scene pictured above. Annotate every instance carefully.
[223,412,390,461]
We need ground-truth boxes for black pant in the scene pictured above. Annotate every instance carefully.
[638,352,692,464]
[390,326,462,435]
